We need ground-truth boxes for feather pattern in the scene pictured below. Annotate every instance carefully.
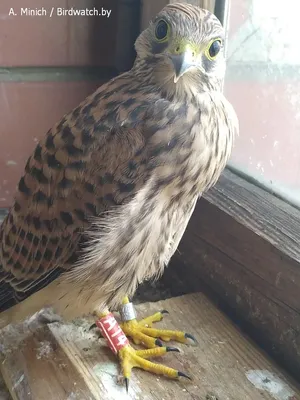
[0,3,238,326]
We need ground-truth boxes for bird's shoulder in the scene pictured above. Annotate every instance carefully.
[0,72,188,306]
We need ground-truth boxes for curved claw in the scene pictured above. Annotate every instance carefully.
[125,377,129,393]
[89,323,97,331]
[160,309,169,315]
[120,345,190,382]
[185,333,198,345]
[166,346,180,353]
[178,371,192,380]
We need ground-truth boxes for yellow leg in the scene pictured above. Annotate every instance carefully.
[119,345,191,390]
[139,310,167,327]
[94,305,191,391]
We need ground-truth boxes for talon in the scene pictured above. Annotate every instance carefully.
[122,313,196,347]
[178,371,192,380]
[119,344,187,380]
[97,307,193,383]
[89,322,104,338]
[119,299,196,351]
[166,346,180,353]
[185,333,198,345]
[125,377,129,393]
[89,323,97,331]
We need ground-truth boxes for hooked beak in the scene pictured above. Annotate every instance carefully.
[169,45,199,83]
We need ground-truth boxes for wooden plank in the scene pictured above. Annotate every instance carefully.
[0,324,93,399]
[1,293,299,399]
[204,169,300,262]
[175,168,300,380]
[0,373,11,400]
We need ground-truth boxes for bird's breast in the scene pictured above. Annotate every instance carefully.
[175,99,235,194]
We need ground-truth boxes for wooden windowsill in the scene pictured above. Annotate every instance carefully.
[1,169,299,389]
[1,292,300,400]
[1,169,299,384]
[174,168,300,382]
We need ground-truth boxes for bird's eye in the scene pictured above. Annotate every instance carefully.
[155,20,169,42]
[206,39,222,60]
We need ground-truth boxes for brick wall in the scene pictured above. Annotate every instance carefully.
[0,0,140,208]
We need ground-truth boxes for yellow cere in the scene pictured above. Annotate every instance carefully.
[171,39,200,57]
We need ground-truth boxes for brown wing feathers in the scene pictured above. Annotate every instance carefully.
[0,73,152,312]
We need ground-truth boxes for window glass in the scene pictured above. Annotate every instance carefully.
[224,0,300,206]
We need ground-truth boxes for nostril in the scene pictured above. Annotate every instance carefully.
[176,47,180,52]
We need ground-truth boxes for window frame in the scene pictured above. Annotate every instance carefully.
[174,166,300,381]
[1,0,299,381]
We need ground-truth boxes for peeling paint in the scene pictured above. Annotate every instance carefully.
[246,370,295,400]
[36,340,52,359]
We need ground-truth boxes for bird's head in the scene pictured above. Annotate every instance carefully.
[135,3,226,96]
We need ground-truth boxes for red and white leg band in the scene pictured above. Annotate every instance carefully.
[96,313,129,354]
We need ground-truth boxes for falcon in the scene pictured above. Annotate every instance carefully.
[0,3,238,387]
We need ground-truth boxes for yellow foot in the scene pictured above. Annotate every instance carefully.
[120,300,197,349]
[119,344,191,391]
